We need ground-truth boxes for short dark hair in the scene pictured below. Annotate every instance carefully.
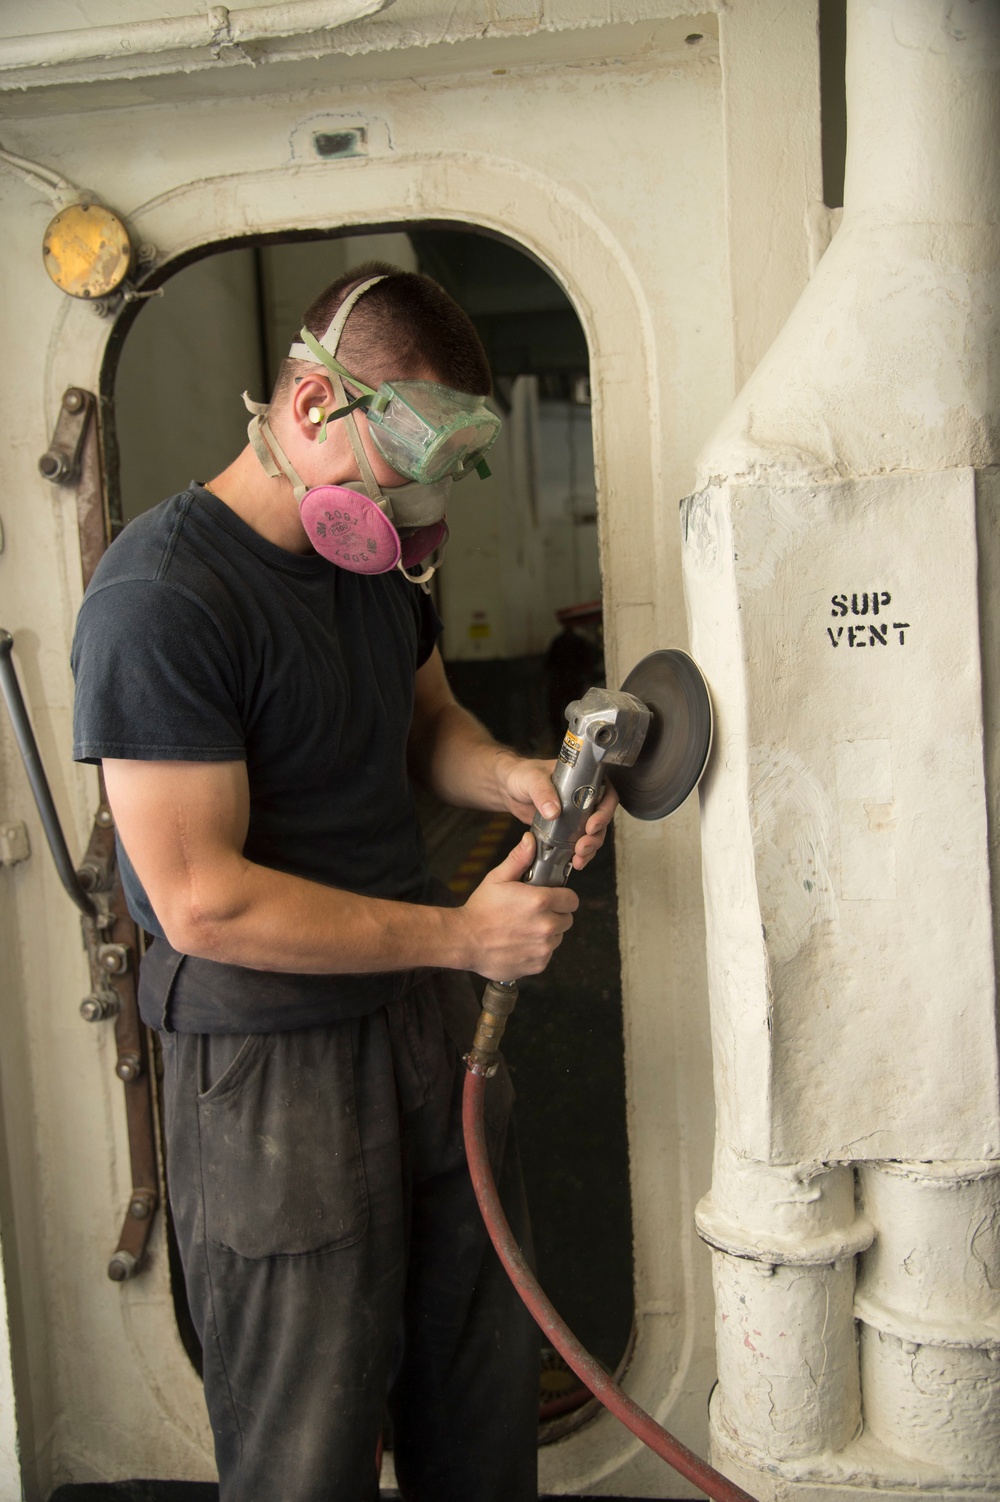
[271,259,492,405]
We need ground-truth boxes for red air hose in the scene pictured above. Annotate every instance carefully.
[462,1069,759,1502]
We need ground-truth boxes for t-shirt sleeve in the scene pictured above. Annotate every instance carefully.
[72,579,246,764]
[415,586,444,669]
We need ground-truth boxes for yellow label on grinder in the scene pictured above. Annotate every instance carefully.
[559,730,582,767]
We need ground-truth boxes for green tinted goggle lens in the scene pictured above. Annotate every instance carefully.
[365,381,500,484]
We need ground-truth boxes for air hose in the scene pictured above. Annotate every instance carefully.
[463,979,758,1502]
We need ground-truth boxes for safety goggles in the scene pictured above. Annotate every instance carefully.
[290,325,501,486]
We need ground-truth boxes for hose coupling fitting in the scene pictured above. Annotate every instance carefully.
[464,980,519,1076]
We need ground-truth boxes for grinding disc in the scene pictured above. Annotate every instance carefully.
[609,649,713,820]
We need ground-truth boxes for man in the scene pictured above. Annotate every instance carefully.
[72,263,615,1501]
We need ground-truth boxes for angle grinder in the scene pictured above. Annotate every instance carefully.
[526,647,714,886]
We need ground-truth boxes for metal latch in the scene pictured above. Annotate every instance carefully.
[38,387,95,486]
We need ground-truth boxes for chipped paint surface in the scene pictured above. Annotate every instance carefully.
[749,746,836,968]
[856,1163,1000,1478]
[698,1153,871,1462]
[685,471,1000,1165]
[861,1330,1000,1478]
[713,1253,862,1460]
[856,1161,1000,1350]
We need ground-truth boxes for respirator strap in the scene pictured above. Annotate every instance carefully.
[398,529,449,588]
[242,391,269,418]
[287,275,387,374]
[243,399,309,506]
[316,275,386,359]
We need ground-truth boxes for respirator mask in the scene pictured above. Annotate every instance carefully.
[243,275,501,585]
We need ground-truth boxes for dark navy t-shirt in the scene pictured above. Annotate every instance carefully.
[71,485,441,1026]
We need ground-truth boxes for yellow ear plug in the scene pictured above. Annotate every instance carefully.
[308,406,326,425]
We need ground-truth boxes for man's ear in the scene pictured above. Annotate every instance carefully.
[288,374,336,438]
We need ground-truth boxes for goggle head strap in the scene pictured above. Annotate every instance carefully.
[291,328,377,402]
[327,368,387,512]
[312,390,368,444]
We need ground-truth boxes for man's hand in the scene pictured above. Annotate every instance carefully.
[495,752,619,871]
[458,832,579,981]
[408,646,618,869]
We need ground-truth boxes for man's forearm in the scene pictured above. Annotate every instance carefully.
[409,698,520,812]
[157,836,577,984]
[165,851,468,973]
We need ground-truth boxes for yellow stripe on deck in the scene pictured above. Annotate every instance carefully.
[447,814,516,897]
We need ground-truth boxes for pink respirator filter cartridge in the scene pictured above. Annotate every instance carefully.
[300,485,401,573]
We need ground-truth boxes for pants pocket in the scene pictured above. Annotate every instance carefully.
[197,1026,368,1258]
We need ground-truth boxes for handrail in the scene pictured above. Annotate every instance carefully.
[0,630,97,922]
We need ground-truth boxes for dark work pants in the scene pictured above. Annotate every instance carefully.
[158,967,539,1502]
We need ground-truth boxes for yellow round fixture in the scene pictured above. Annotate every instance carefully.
[42,201,132,300]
